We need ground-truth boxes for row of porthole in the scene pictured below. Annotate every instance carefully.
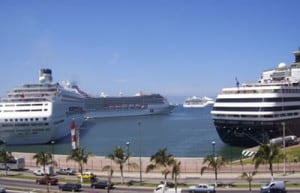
[4,117,48,122]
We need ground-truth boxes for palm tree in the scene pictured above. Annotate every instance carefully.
[171,159,181,193]
[67,147,93,183]
[252,143,283,180]
[33,151,55,193]
[241,171,256,192]
[33,151,54,175]
[0,149,14,176]
[102,165,114,193]
[106,146,128,184]
[146,148,175,186]
[200,155,227,186]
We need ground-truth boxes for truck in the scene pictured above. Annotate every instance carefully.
[154,184,182,193]
[33,166,54,176]
[0,157,25,170]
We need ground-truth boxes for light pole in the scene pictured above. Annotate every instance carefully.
[282,122,286,175]
[51,140,55,165]
[211,140,216,186]
[126,141,130,171]
[137,121,142,184]
[212,140,216,158]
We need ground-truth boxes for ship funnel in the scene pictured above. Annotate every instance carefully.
[294,49,300,64]
[39,68,53,84]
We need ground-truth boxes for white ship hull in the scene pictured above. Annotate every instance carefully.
[0,101,84,145]
[85,104,174,119]
[183,102,213,108]
[1,116,84,145]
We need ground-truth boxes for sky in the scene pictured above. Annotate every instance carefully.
[0,0,300,103]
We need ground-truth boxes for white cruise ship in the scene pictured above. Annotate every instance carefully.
[211,49,300,147]
[183,96,214,108]
[84,92,175,119]
[0,69,85,145]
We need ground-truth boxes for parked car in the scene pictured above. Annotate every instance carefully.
[36,177,58,185]
[188,184,216,193]
[33,169,45,176]
[56,168,76,175]
[154,184,182,193]
[0,187,6,193]
[260,181,286,193]
[91,180,114,189]
[58,183,81,192]
[77,171,94,179]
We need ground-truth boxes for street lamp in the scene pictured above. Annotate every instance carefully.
[126,141,130,171]
[211,140,217,187]
[212,140,216,158]
[137,121,142,184]
[51,140,55,164]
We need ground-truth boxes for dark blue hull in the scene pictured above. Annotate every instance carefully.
[213,118,300,147]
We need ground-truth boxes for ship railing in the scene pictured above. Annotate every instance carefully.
[1,96,52,102]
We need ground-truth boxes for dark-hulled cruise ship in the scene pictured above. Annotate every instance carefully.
[211,49,300,147]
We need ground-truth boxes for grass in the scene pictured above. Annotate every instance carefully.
[232,145,300,165]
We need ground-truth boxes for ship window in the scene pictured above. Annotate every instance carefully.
[16,109,30,112]
[32,104,43,106]
[35,118,39,121]
[16,104,31,106]
[31,109,42,112]
[43,118,47,121]
[30,118,34,121]
[44,109,48,111]
[5,119,8,122]
[10,119,13,122]
[20,119,23,121]
[15,119,18,122]
[2,123,13,127]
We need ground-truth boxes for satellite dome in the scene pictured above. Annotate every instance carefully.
[278,62,286,68]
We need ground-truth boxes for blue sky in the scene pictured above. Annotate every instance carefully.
[0,0,299,103]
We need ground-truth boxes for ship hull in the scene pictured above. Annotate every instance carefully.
[84,104,175,119]
[214,118,300,147]
[0,114,84,145]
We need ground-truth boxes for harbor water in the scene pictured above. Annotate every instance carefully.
[1,105,243,159]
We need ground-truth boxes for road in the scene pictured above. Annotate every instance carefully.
[1,178,299,193]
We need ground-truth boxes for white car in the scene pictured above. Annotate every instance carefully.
[33,169,45,176]
[188,184,216,193]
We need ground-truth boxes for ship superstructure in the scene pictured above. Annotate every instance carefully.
[211,49,300,147]
[84,92,174,119]
[0,69,85,145]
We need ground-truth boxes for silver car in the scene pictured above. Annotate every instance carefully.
[188,184,216,193]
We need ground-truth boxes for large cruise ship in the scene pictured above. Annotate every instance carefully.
[211,49,300,147]
[84,92,174,119]
[0,69,85,145]
[183,96,214,108]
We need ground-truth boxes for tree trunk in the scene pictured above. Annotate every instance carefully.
[120,164,124,184]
